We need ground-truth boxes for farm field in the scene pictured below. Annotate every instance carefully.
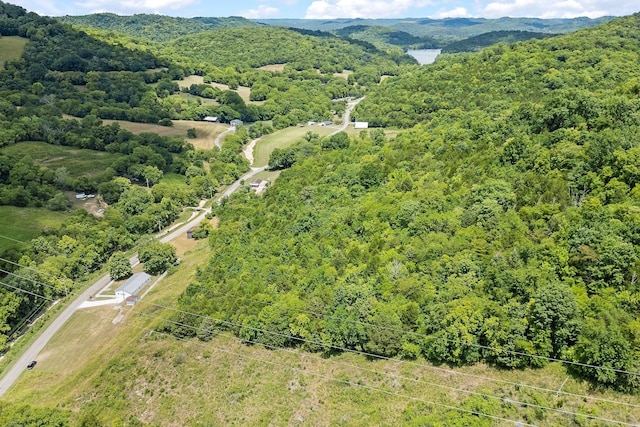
[176,75,258,104]
[0,36,28,65]
[252,125,336,167]
[1,141,122,177]
[0,206,71,253]
[100,119,228,150]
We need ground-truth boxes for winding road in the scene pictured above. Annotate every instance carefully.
[0,96,365,398]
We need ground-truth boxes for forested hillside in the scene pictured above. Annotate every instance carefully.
[59,13,260,42]
[441,30,554,53]
[172,13,640,396]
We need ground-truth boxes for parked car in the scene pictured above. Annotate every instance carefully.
[26,360,37,370]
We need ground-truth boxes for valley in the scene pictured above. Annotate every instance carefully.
[1,1,640,425]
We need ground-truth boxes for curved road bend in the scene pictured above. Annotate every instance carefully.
[0,97,363,398]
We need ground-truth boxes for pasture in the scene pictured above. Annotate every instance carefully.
[0,206,71,253]
[0,36,28,65]
[252,125,335,167]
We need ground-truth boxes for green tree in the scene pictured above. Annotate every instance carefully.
[139,242,177,275]
[107,251,132,281]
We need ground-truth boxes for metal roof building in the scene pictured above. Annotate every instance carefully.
[115,272,151,299]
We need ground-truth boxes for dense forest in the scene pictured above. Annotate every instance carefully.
[441,30,555,53]
[171,13,640,394]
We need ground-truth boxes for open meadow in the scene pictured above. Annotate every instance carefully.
[1,141,122,177]
[252,125,336,167]
[0,36,28,65]
[0,206,71,253]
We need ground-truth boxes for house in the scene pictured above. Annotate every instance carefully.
[354,122,369,129]
[230,119,244,127]
[125,295,139,306]
[250,179,263,188]
[203,116,218,122]
[75,193,86,199]
[319,121,333,126]
[115,272,151,299]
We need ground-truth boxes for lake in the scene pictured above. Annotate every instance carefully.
[406,49,441,65]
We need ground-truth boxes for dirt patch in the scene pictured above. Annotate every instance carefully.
[67,192,106,216]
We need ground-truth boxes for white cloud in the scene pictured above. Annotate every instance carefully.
[73,0,200,14]
[481,0,631,18]
[431,6,471,18]
[305,0,433,19]
[241,5,281,19]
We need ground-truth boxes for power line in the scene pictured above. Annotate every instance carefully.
[181,284,640,377]
[0,268,67,296]
[140,309,637,426]
[0,234,30,246]
[0,257,72,286]
[138,300,640,416]
[0,280,55,302]
[121,313,536,426]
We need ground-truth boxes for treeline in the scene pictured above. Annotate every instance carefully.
[441,30,554,53]
[170,14,640,392]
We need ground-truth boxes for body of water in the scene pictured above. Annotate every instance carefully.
[406,49,441,65]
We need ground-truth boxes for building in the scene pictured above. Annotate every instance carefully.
[354,122,369,129]
[319,121,333,126]
[203,116,218,122]
[250,179,263,188]
[125,295,139,306]
[115,272,151,299]
[230,119,244,127]
[186,227,195,239]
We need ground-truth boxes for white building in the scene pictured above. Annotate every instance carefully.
[115,272,151,299]
[354,122,369,129]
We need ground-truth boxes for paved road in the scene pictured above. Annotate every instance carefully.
[0,169,264,399]
[331,97,364,135]
[0,273,112,397]
[0,100,360,398]
[214,126,235,149]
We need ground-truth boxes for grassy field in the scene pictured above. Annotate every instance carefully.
[259,64,287,72]
[253,125,336,167]
[100,119,228,150]
[1,141,122,177]
[176,75,257,105]
[0,36,28,65]
[0,206,71,253]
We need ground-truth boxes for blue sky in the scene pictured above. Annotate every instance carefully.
[9,0,639,20]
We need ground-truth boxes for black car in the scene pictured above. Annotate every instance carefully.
[26,360,37,370]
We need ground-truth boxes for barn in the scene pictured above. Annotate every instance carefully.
[115,272,151,299]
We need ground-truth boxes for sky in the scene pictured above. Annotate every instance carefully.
[8,0,639,20]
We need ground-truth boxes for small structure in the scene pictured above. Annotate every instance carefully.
[75,193,86,199]
[307,121,316,126]
[125,295,139,306]
[186,227,195,239]
[203,116,218,122]
[250,179,263,188]
[230,119,244,127]
[354,122,369,129]
[115,272,151,299]
[320,121,333,126]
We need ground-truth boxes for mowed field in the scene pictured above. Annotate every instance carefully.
[0,206,71,252]
[176,75,257,105]
[252,125,336,167]
[0,36,28,65]
[100,119,229,150]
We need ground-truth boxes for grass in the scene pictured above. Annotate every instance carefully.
[1,141,122,177]
[175,75,257,104]
[101,119,229,150]
[253,125,335,167]
[0,206,71,253]
[259,64,287,72]
[0,36,28,65]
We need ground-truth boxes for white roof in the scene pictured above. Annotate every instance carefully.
[116,272,151,296]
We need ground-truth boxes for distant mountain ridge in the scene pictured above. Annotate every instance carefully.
[59,13,261,42]
[258,16,613,41]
